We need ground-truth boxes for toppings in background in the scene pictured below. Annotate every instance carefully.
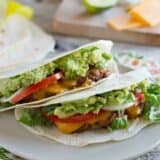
[115,51,160,77]
[108,0,160,30]
[83,0,118,13]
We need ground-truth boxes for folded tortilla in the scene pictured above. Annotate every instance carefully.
[15,68,153,146]
[0,14,55,72]
[0,40,118,112]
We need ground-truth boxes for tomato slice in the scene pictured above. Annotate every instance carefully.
[135,92,145,103]
[11,72,63,104]
[46,110,105,123]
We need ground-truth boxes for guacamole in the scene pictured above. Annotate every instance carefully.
[57,46,111,79]
[43,88,136,118]
[103,89,135,106]
[1,62,56,97]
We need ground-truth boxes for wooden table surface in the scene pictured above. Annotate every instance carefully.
[4,0,160,159]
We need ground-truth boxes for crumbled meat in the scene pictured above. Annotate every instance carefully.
[87,68,110,81]
[100,69,111,78]
[77,77,87,86]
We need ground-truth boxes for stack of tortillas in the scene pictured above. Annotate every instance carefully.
[0,1,55,74]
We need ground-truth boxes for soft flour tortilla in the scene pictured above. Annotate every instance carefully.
[0,14,55,73]
[0,40,117,112]
[15,68,151,146]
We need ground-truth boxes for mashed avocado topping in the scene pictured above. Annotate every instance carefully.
[42,88,136,118]
[1,62,56,97]
[103,89,135,106]
[44,96,106,118]
[0,46,112,98]
[57,46,111,79]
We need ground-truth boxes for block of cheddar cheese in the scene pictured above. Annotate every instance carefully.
[108,14,144,30]
[130,0,160,26]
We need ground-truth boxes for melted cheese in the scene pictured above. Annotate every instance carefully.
[55,122,83,134]
[46,82,66,95]
[130,0,160,26]
[33,80,77,100]
[55,111,112,134]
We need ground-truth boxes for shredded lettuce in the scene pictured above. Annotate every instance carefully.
[143,82,160,122]
[145,94,160,107]
[0,147,14,160]
[144,106,160,123]
[19,109,52,127]
[110,115,129,130]
[145,82,160,107]
[0,102,12,108]
[147,83,160,95]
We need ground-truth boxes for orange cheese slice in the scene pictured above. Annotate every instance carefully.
[108,14,144,30]
[130,0,160,26]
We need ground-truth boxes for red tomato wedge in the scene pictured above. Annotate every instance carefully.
[135,92,145,103]
[11,72,63,104]
[46,110,105,123]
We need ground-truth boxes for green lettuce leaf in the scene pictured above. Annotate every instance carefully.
[19,109,52,127]
[144,82,160,107]
[110,115,129,130]
[143,81,160,122]
[147,83,160,95]
[0,102,12,108]
[144,106,160,122]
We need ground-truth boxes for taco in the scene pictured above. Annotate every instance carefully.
[0,40,117,111]
[15,68,159,146]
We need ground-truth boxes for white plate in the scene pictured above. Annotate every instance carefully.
[0,111,160,160]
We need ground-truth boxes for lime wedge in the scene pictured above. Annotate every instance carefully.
[83,0,118,13]
[7,1,33,19]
